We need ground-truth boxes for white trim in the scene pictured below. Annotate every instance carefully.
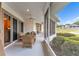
[43,2,50,15]
[4,40,18,49]
[45,40,56,56]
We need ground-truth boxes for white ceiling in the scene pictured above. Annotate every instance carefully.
[4,2,69,23]
[4,2,47,22]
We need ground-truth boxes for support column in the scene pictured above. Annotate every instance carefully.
[48,6,50,42]
[10,17,13,42]
[0,2,5,56]
[17,20,21,38]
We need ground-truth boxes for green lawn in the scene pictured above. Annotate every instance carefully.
[56,28,79,43]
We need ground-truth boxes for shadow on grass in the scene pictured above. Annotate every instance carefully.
[57,33,75,37]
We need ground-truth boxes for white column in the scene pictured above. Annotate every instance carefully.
[17,19,21,39]
[48,4,50,42]
[0,3,4,46]
[10,17,13,42]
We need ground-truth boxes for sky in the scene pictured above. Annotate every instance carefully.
[57,2,79,25]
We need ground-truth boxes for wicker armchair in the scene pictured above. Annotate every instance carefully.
[22,32,34,48]
[31,31,36,43]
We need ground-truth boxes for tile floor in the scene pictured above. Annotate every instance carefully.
[5,33,44,56]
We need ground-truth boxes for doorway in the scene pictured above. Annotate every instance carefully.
[36,23,41,34]
[21,22,24,32]
[13,18,17,41]
[4,14,11,46]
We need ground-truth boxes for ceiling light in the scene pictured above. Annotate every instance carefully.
[26,9,30,12]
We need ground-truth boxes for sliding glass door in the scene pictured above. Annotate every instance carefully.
[13,18,17,41]
[4,14,11,46]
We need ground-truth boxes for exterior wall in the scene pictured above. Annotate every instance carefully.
[48,3,57,42]
[33,20,44,33]
[3,11,24,43]
[33,20,37,32]
[44,3,57,42]
[17,20,22,34]
[0,2,24,45]
[24,19,33,33]
[49,19,56,42]
[1,3,24,43]
[24,19,43,33]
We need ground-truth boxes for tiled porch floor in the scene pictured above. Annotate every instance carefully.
[5,33,44,56]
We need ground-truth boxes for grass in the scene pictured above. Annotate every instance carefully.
[56,28,79,44]
[56,28,79,33]
[57,33,79,44]
[63,37,79,44]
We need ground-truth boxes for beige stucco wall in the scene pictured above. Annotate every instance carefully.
[33,20,44,33]
[24,19,33,33]
[24,19,44,34]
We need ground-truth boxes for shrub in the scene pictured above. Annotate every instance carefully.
[50,35,79,56]
[61,41,79,56]
[50,36,65,50]
[50,36,65,55]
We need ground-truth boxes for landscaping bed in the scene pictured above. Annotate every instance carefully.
[50,33,79,56]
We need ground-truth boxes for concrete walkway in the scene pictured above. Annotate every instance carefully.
[5,33,44,56]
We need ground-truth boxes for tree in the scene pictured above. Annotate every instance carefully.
[73,21,79,25]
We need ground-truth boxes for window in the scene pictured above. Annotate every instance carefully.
[44,8,49,38]
[50,19,55,35]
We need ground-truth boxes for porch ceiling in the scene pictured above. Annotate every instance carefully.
[3,2,69,23]
[4,2,46,23]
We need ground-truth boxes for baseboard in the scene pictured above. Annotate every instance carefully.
[4,40,18,49]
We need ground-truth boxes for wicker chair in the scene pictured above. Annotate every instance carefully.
[22,32,34,48]
[31,31,36,43]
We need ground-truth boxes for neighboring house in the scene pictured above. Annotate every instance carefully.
[60,24,79,29]
[69,24,79,29]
